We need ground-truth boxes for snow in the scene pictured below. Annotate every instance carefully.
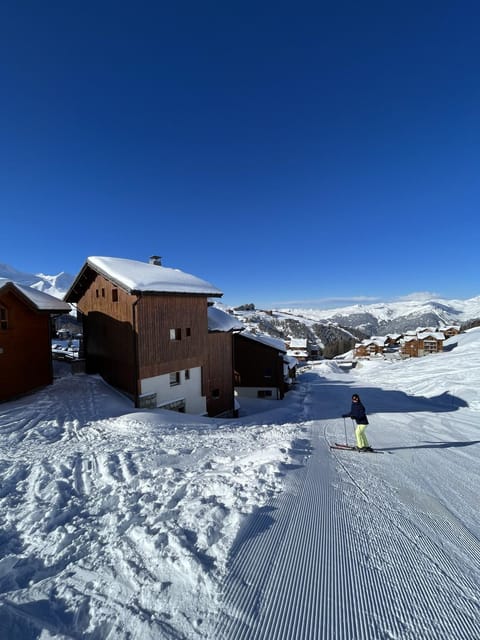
[1,330,480,638]
[240,331,287,352]
[207,306,244,333]
[83,257,223,297]
[0,279,71,313]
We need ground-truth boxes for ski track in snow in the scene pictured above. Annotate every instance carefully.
[214,376,480,640]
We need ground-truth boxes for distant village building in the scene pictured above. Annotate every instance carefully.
[385,334,402,347]
[442,325,461,339]
[354,338,386,358]
[287,337,309,362]
[400,331,445,358]
[0,278,71,402]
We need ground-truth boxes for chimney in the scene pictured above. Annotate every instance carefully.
[149,255,162,266]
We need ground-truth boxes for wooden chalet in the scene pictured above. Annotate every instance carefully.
[233,332,287,400]
[385,334,402,347]
[0,278,71,402]
[354,338,386,358]
[64,256,231,416]
[400,335,419,358]
[400,331,445,358]
[443,325,461,339]
[417,331,445,355]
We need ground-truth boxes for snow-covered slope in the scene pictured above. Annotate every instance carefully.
[1,329,479,637]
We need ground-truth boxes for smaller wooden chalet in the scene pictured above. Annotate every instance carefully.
[442,325,461,339]
[234,332,287,400]
[400,335,419,358]
[206,306,243,418]
[385,334,402,347]
[287,337,309,362]
[0,278,71,402]
[64,256,227,416]
[354,338,386,358]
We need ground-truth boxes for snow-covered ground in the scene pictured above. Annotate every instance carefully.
[1,330,480,638]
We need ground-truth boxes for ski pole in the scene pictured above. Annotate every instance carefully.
[343,417,348,446]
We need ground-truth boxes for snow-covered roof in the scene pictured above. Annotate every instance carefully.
[418,331,445,340]
[0,278,71,313]
[362,338,386,347]
[70,256,223,297]
[289,338,307,348]
[208,306,244,332]
[240,331,287,353]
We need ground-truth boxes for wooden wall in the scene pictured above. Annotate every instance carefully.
[0,289,53,402]
[76,273,137,395]
[136,294,209,379]
[205,332,235,417]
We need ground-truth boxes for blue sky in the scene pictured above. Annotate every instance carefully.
[1,1,479,309]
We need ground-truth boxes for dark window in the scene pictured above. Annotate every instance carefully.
[170,328,182,341]
[185,369,190,380]
[101,288,105,298]
[264,368,272,379]
[186,327,191,337]
[112,289,118,302]
[211,388,220,399]
[0,306,7,330]
[169,372,180,386]
[95,289,99,298]
[258,390,273,398]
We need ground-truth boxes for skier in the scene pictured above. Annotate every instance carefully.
[342,393,372,452]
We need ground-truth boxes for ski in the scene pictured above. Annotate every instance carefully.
[330,443,384,454]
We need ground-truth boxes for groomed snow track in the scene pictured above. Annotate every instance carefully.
[214,425,480,640]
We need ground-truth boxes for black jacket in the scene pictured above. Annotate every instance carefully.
[343,400,369,425]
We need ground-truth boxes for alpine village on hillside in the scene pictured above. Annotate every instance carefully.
[0,255,464,411]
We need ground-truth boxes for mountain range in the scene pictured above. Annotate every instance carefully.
[276,296,480,336]
[3,263,480,353]
[0,263,75,300]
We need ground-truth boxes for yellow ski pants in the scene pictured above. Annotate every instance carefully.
[355,423,369,449]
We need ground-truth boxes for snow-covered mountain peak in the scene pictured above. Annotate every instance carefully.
[0,263,74,299]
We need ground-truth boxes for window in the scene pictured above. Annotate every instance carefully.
[169,371,180,386]
[101,288,105,298]
[186,327,191,337]
[0,306,7,330]
[170,328,182,341]
[264,367,272,380]
[185,369,190,380]
[258,390,273,398]
[211,388,220,399]
[112,289,118,302]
